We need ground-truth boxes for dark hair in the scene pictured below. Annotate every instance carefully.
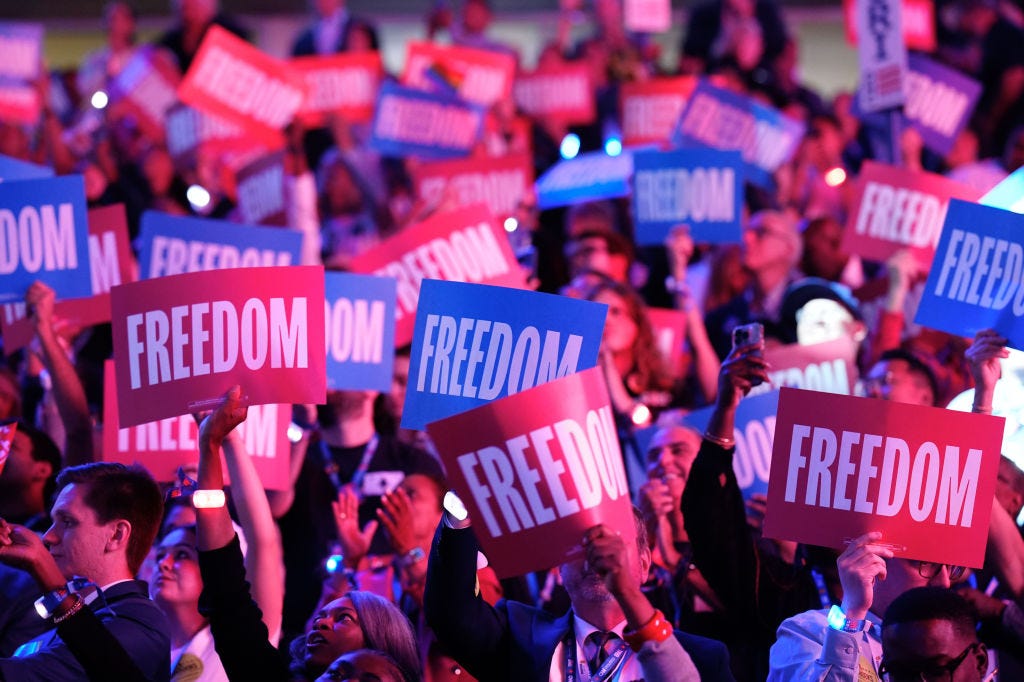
[877,348,940,407]
[55,462,163,574]
[882,587,977,640]
[14,420,62,507]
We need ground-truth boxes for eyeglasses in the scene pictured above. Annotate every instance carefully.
[879,641,978,682]
[914,561,967,581]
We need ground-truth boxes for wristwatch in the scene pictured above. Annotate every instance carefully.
[34,585,70,620]
[827,604,869,633]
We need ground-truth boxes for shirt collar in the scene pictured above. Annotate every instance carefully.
[573,612,627,647]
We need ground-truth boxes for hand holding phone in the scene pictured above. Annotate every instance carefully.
[731,322,765,386]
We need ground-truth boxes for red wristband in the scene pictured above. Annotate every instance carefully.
[622,609,673,652]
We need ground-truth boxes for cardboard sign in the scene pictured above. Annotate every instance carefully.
[0,175,91,304]
[903,54,981,157]
[110,266,326,427]
[0,22,42,82]
[178,26,306,148]
[764,388,1003,567]
[671,80,804,189]
[165,104,256,167]
[915,199,1024,348]
[856,0,907,112]
[748,338,861,398]
[350,205,526,347]
[292,52,383,127]
[403,280,608,430]
[427,367,636,578]
[513,65,594,125]
[324,272,396,392]
[235,152,287,226]
[0,154,52,182]
[0,81,40,126]
[683,390,781,499]
[620,77,697,148]
[646,307,688,377]
[535,150,634,209]
[0,421,16,471]
[137,211,302,279]
[844,161,982,265]
[401,41,516,107]
[101,360,291,489]
[632,148,743,244]
[369,81,485,160]
[2,204,135,353]
[624,0,672,33]
[412,153,533,220]
[107,46,181,143]
[844,0,936,52]
[980,167,1024,214]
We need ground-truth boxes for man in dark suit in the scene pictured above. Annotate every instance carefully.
[425,504,734,681]
[291,0,378,57]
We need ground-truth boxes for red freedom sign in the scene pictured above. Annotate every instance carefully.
[178,26,307,148]
[350,204,525,347]
[110,265,326,427]
[0,421,16,471]
[513,65,595,125]
[427,367,636,578]
[646,307,688,377]
[108,47,182,144]
[620,77,697,147]
[411,153,533,221]
[764,388,1003,567]
[401,41,516,107]
[748,337,861,398]
[292,52,383,127]
[843,0,936,52]
[100,360,291,489]
[844,161,982,266]
[1,204,136,354]
[0,81,40,125]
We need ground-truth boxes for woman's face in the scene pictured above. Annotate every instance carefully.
[149,527,203,607]
[305,597,366,671]
[594,290,638,354]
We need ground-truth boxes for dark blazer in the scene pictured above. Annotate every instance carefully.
[291,15,378,57]
[424,523,735,682]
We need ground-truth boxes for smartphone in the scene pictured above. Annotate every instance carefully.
[361,471,404,497]
[443,490,469,522]
[732,322,764,386]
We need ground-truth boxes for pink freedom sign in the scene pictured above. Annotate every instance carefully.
[110,266,326,427]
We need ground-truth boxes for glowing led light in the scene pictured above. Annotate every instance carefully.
[560,133,581,160]
[824,167,847,187]
[90,90,109,109]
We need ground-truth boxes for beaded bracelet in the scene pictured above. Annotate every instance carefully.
[622,609,673,652]
[53,594,84,624]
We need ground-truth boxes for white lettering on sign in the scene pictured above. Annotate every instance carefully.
[325,297,386,363]
[635,167,735,223]
[933,229,1024,312]
[749,359,852,397]
[125,297,309,389]
[0,203,77,275]
[853,181,948,249]
[238,164,285,225]
[783,424,982,527]
[372,222,510,321]
[678,93,797,172]
[166,107,245,157]
[904,70,969,137]
[416,315,583,399]
[305,67,376,109]
[0,35,38,81]
[514,75,590,115]
[117,403,279,458]
[190,45,303,129]
[375,94,480,149]
[733,416,775,489]
[456,405,627,537]
[404,53,507,105]
[88,231,122,294]
[148,235,292,277]
[623,94,686,142]
[419,170,526,217]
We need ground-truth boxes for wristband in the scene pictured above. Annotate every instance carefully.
[703,430,735,449]
[34,585,71,620]
[827,604,868,633]
[192,489,226,509]
[622,609,673,652]
[52,593,85,624]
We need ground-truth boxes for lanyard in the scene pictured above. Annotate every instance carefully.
[319,434,379,492]
[565,632,630,682]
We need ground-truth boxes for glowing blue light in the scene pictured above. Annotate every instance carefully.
[560,133,581,160]
[604,137,622,157]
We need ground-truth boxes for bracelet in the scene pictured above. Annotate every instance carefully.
[53,594,84,624]
[703,430,735,449]
[622,609,673,652]
[397,546,426,569]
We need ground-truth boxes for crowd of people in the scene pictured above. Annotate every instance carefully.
[1,0,1024,680]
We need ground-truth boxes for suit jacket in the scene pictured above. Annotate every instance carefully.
[290,14,377,57]
[425,523,735,682]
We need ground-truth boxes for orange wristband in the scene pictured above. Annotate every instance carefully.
[622,609,673,652]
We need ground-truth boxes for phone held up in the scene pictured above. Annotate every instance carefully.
[731,322,765,386]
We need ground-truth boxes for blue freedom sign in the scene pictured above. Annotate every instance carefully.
[324,272,397,392]
[632,148,743,245]
[369,81,485,160]
[535,150,634,209]
[403,279,609,430]
[916,199,1024,349]
[0,175,91,304]
[137,211,303,279]
[671,80,803,189]
[0,154,53,182]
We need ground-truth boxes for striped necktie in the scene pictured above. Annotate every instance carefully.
[585,631,620,675]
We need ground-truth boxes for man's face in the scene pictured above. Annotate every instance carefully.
[0,432,35,490]
[559,531,649,606]
[645,426,700,498]
[742,216,794,273]
[873,559,953,618]
[881,619,986,682]
[43,483,116,580]
[863,359,934,406]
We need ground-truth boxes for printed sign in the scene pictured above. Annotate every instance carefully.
[292,52,383,127]
[350,204,526,347]
[856,0,907,112]
[165,104,256,167]
[915,199,1024,349]
[844,161,982,265]
[427,367,636,578]
[621,77,697,148]
[325,272,396,392]
[178,26,307,148]
[412,153,533,220]
[0,22,42,82]
[1,204,135,353]
[684,390,780,499]
[107,46,181,143]
[624,0,672,33]
[844,0,936,52]
[632,148,743,244]
[235,152,287,226]
[513,65,594,125]
[749,337,861,398]
[138,211,302,279]
[0,154,53,182]
[403,280,608,430]
[0,81,40,125]
[101,360,291,489]
[646,307,688,377]
[402,41,516,107]
[903,54,981,156]
[535,150,634,209]
[764,388,1003,567]
[0,175,92,304]
[110,266,326,427]
[671,80,804,189]
[369,81,485,159]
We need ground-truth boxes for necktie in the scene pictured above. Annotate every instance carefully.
[585,631,620,675]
